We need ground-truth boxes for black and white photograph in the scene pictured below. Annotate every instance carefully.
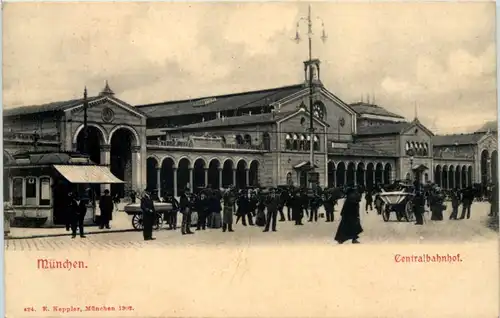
[2,2,499,317]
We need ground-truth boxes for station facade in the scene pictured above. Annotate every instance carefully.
[4,61,498,200]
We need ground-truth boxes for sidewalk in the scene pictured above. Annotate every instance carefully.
[6,205,135,240]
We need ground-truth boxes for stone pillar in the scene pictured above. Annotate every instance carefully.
[362,169,366,187]
[189,168,194,191]
[173,167,178,198]
[344,170,347,185]
[131,146,142,194]
[232,168,237,187]
[204,168,208,187]
[100,144,111,193]
[245,168,250,186]
[218,168,223,188]
[156,167,161,196]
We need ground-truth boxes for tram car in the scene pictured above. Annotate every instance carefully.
[378,181,415,222]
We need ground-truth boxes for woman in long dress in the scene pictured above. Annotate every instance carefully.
[334,187,363,244]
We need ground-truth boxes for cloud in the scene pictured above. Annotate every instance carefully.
[2,2,497,134]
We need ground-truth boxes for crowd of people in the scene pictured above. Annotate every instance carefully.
[64,180,498,243]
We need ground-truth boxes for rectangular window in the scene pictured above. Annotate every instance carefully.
[39,177,51,206]
[25,177,37,205]
[12,178,23,206]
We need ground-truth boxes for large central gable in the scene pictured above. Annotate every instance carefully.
[137,84,306,118]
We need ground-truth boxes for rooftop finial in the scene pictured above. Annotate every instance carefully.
[99,80,115,96]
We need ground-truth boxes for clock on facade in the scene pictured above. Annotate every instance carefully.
[101,107,115,123]
[339,117,345,127]
[312,102,325,120]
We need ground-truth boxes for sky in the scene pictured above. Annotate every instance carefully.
[3,2,497,134]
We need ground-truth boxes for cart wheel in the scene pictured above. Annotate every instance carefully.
[132,214,143,231]
[154,214,163,231]
[382,207,390,222]
[404,202,415,222]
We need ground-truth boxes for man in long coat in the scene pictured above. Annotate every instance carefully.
[99,189,114,229]
[222,188,236,232]
[334,187,363,244]
[140,189,156,241]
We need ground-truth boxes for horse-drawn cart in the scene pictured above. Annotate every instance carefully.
[124,202,173,230]
[378,190,415,222]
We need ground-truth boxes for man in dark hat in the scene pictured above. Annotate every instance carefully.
[263,188,279,232]
[140,189,156,240]
[222,187,236,232]
[99,189,114,229]
[413,181,425,225]
[179,188,194,235]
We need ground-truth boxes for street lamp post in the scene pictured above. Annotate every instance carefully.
[294,4,327,187]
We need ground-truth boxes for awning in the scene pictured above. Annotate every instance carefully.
[293,161,319,170]
[412,164,429,171]
[53,165,124,184]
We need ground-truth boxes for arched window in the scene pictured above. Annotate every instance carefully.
[313,135,320,151]
[423,143,429,156]
[285,134,292,150]
[300,134,306,151]
[293,134,298,150]
[243,134,252,145]
[262,133,271,150]
[235,135,243,145]
[220,136,226,144]
[305,135,311,150]
[286,172,293,185]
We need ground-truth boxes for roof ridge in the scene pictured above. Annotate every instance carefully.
[136,83,304,108]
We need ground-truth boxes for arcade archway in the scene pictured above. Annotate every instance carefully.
[435,165,441,187]
[481,149,489,185]
[146,157,159,192]
[356,162,365,187]
[336,162,346,186]
[222,159,234,188]
[177,158,191,192]
[193,158,207,191]
[383,163,392,184]
[249,160,260,186]
[75,125,106,165]
[327,161,336,187]
[110,127,138,198]
[442,166,448,189]
[236,160,248,189]
[366,163,374,189]
[346,162,355,185]
[208,159,221,189]
[160,157,175,196]
[375,163,383,185]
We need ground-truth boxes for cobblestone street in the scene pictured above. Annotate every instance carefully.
[5,201,496,251]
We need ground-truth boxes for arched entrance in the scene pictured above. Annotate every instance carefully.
[454,166,460,189]
[461,166,467,188]
[208,159,221,189]
[356,162,365,188]
[75,125,106,164]
[383,163,391,184]
[336,162,346,186]
[193,158,207,190]
[146,157,159,193]
[160,157,175,196]
[177,158,191,192]
[110,127,138,198]
[491,150,498,184]
[375,163,383,185]
[442,166,448,189]
[366,163,374,190]
[435,165,441,187]
[346,162,355,185]
[449,166,455,189]
[327,161,336,187]
[249,160,260,186]
[236,160,248,189]
[481,149,489,185]
[222,159,234,188]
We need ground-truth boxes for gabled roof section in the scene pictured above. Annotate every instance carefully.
[3,96,102,117]
[162,111,296,132]
[356,122,411,136]
[349,102,405,119]
[432,132,486,146]
[401,119,435,137]
[137,84,306,118]
[3,94,148,118]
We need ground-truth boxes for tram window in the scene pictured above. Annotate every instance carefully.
[39,177,51,206]
[12,178,23,206]
[26,177,37,205]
